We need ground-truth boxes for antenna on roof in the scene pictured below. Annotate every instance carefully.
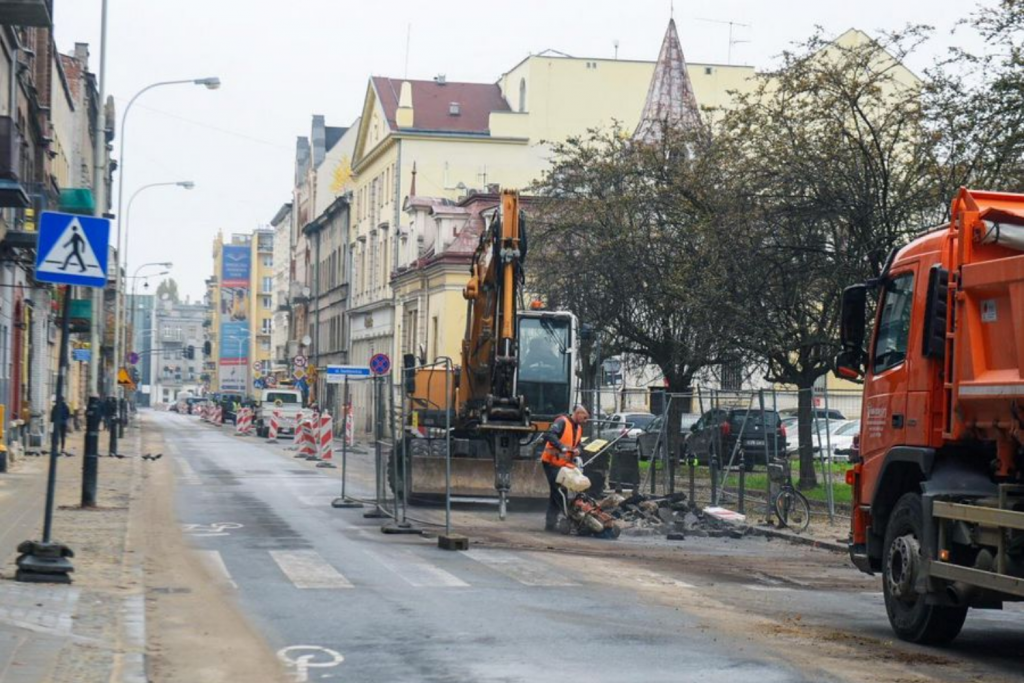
[404,23,412,78]
[614,39,619,59]
[695,17,751,65]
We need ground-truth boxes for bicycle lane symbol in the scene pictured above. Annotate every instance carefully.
[278,645,344,682]
[181,522,243,537]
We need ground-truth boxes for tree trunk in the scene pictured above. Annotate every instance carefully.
[796,383,818,490]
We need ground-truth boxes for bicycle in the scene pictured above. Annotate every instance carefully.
[768,457,811,533]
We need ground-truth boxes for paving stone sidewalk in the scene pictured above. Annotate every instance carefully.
[0,426,147,682]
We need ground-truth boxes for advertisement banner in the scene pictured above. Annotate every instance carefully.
[221,245,251,287]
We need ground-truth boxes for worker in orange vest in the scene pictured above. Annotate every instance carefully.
[540,405,589,531]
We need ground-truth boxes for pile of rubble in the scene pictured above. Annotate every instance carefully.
[596,491,748,540]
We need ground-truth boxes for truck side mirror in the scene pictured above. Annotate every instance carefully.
[921,264,949,360]
[835,284,868,380]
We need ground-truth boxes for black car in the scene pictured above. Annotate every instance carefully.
[684,407,786,471]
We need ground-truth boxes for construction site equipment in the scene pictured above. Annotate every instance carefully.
[836,188,1024,644]
[394,191,579,518]
[266,409,281,443]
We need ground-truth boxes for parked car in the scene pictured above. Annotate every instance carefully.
[185,397,206,415]
[778,407,847,421]
[785,418,854,457]
[684,407,787,471]
[635,413,701,461]
[822,419,861,462]
[597,412,656,455]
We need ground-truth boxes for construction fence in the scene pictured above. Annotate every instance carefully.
[581,386,861,527]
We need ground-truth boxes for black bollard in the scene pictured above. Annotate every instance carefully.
[710,453,718,506]
[118,398,126,437]
[738,448,746,515]
[82,396,100,507]
[107,396,118,456]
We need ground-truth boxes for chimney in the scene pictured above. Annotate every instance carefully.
[396,81,414,128]
[434,74,447,85]
[311,115,326,167]
[73,43,89,69]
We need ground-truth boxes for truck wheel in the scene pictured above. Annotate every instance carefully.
[883,492,967,644]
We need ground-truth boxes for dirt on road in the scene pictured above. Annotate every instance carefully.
[135,426,286,683]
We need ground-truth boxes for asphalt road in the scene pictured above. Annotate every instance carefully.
[151,410,1024,683]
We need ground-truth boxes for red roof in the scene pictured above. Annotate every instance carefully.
[372,77,509,135]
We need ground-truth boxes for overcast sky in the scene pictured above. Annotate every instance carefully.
[53,0,985,302]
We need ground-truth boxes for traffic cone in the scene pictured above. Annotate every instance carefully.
[290,411,305,455]
[235,407,252,437]
[298,418,317,459]
[316,411,336,468]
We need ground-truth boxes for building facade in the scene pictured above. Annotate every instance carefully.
[150,299,205,405]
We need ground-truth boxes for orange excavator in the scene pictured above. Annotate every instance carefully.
[395,190,579,518]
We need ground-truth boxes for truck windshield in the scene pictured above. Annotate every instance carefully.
[517,316,571,419]
[873,272,914,374]
[266,393,300,404]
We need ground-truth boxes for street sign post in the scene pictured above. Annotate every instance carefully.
[325,365,371,384]
[19,211,110,584]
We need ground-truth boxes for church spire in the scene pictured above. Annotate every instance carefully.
[633,18,702,144]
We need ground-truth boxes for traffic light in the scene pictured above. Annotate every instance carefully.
[203,340,212,356]
[187,345,195,360]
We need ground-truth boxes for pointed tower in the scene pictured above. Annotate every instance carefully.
[633,18,702,144]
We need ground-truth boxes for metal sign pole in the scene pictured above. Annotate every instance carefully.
[383,364,420,534]
[332,375,360,508]
[364,376,387,519]
[16,288,75,582]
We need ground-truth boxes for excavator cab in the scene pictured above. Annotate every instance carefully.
[517,310,578,426]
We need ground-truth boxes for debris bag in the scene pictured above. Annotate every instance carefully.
[556,466,592,492]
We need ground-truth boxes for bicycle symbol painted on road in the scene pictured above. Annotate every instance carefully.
[278,645,344,682]
[181,522,243,537]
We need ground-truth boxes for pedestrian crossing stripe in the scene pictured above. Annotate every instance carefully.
[34,211,110,288]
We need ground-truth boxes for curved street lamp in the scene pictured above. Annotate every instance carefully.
[110,76,219,396]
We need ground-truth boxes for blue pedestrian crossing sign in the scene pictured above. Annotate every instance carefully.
[34,211,110,288]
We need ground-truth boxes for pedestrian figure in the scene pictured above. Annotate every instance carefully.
[540,405,589,531]
[61,226,88,273]
[51,398,71,453]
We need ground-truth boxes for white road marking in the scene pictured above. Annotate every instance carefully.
[181,522,243,537]
[464,549,578,586]
[368,549,469,588]
[195,550,237,589]
[743,584,794,592]
[270,550,354,589]
[277,645,344,682]
[175,457,201,485]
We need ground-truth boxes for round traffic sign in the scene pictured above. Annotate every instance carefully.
[128,351,140,366]
[293,355,308,368]
[252,360,263,372]
[369,353,391,376]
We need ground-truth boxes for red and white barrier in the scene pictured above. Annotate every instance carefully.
[266,409,281,443]
[298,418,317,459]
[315,411,336,468]
[344,403,354,447]
[215,405,223,426]
[235,407,253,436]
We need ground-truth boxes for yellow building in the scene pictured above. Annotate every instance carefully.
[249,228,275,389]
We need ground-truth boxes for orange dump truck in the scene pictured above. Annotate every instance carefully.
[835,188,1024,644]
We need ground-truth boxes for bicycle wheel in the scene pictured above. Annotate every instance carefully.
[774,488,811,533]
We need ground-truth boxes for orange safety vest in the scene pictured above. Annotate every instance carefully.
[541,416,581,468]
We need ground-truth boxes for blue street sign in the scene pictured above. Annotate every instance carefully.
[326,365,372,380]
[34,211,110,288]
[369,353,391,376]
[72,348,91,362]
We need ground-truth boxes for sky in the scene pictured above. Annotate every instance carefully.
[52,0,988,302]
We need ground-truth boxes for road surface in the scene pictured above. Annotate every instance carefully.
[146,410,1024,683]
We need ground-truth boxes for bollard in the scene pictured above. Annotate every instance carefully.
[82,396,100,507]
[107,395,119,457]
[688,454,695,507]
[118,398,126,437]
[709,453,718,506]
[738,448,746,515]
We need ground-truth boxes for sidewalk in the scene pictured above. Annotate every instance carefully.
[0,428,146,683]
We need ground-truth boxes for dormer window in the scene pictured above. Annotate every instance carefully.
[449,102,460,116]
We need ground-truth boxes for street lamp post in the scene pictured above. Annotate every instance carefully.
[127,263,171,404]
[110,77,219,398]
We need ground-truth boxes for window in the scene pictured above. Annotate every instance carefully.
[263,255,273,267]
[872,272,914,374]
[262,296,272,310]
[261,319,272,334]
[259,338,271,353]
[262,277,273,293]
[704,66,713,75]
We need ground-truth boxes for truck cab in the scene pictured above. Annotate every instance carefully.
[836,188,1024,644]
[254,388,304,437]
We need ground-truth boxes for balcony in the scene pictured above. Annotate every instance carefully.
[0,0,53,27]
[0,117,28,209]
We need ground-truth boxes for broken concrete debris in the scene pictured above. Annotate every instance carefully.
[595,491,749,540]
